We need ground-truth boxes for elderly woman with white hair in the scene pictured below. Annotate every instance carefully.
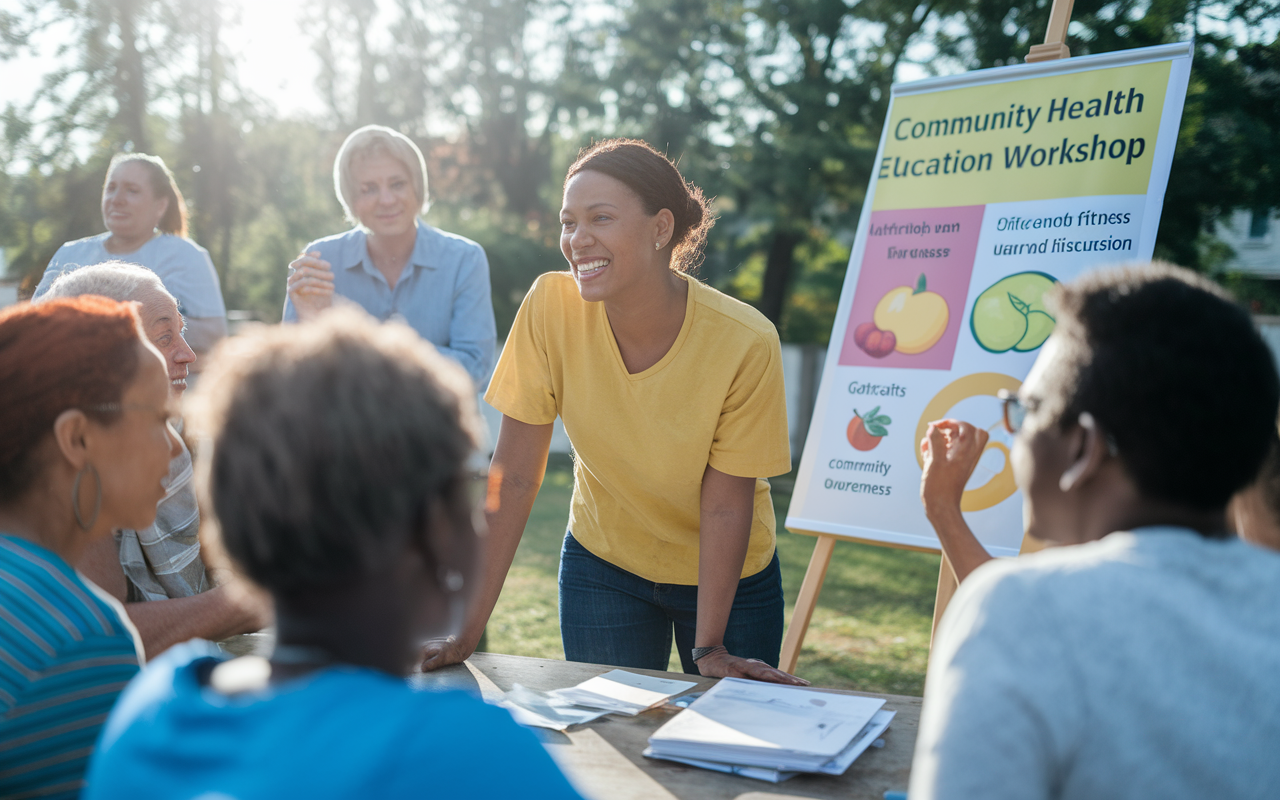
[41,262,271,659]
[284,125,497,387]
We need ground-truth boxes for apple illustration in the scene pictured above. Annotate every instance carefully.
[873,273,949,355]
[854,321,897,358]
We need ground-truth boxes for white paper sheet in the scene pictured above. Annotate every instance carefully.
[550,669,699,715]
[499,683,613,731]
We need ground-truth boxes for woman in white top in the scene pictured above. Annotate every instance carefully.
[34,153,227,364]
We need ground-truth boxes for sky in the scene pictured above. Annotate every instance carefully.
[223,0,320,117]
[0,0,320,122]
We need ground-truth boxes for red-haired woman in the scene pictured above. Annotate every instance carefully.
[0,297,180,799]
[424,140,806,684]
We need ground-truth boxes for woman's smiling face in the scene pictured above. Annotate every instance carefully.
[559,170,665,303]
[101,161,168,243]
[351,153,418,239]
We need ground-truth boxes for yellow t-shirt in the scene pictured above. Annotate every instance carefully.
[486,271,791,585]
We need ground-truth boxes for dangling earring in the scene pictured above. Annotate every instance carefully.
[440,567,465,593]
[72,464,102,530]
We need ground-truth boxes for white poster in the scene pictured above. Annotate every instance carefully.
[787,43,1193,556]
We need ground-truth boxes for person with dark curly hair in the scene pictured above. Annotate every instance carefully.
[421,139,805,685]
[83,309,583,800]
[911,263,1280,800]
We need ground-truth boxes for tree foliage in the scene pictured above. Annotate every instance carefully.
[2,0,1278,331]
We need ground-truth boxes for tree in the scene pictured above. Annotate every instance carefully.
[601,0,959,328]
[11,0,167,161]
[939,0,1280,273]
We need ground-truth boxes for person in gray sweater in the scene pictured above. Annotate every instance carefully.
[910,263,1280,800]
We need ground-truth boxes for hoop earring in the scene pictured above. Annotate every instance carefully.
[72,464,102,531]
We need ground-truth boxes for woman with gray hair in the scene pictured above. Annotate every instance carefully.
[284,125,496,388]
[84,309,582,799]
[41,262,271,659]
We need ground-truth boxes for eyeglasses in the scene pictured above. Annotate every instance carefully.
[997,389,1025,435]
[996,391,1121,456]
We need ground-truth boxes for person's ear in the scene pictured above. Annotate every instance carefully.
[153,194,170,227]
[51,409,91,471]
[653,208,675,251]
[1059,412,1110,493]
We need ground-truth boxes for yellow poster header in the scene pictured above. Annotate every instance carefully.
[872,60,1171,210]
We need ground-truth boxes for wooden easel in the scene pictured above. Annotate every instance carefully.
[778,0,1076,675]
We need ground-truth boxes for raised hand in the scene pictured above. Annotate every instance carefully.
[286,250,335,321]
[920,419,988,519]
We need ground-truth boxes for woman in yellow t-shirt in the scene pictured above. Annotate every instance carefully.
[422,139,805,684]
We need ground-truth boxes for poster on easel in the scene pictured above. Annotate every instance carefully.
[786,42,1193,556]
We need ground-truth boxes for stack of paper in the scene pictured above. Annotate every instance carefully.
[645,678,892,780]
[499,684,614,731]
[498,670,699,731]
[550,669,699,715]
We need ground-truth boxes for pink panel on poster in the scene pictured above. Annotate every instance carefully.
[839,205,985,371]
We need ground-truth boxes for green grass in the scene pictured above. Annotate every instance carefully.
[485,455,940,696]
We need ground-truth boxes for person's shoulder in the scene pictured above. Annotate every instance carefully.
[48,233,108,264]
[956,531,1174,615]
[96,641,219,750]
[396,689,526,746]
[419,223,483,253]
[396,690,582,796]
[531,270,576,292]
[0,536,129,644]
[57,232,110,252]
[523,271,579,306]
[152,233,210,258]
[688,277,780,346]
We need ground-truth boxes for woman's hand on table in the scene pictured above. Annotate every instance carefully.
[419,635,474,672]
[695,646,809,685]
[919,419,987,520]
[287,250,335,321]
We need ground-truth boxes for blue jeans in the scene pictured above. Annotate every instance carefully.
[558,532,784,675]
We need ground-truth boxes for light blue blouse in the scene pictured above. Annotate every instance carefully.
[284,221,496,389]
[35,233,226,318]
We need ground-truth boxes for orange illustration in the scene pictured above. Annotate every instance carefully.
[854,274,950,358]
[847,407,892,451]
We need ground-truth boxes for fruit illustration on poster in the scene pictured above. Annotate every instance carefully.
[971,272,1059,353]
[847,407,892,451]
[853,322,896,358]
[853,273,950,358]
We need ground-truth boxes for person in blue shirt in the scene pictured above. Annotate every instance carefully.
[33,153,228,364]
[83,308,584,800]
[284,125,497,388]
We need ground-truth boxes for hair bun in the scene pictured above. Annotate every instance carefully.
[566,139,714,274]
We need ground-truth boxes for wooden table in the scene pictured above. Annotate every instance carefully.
[411,652,920,800]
